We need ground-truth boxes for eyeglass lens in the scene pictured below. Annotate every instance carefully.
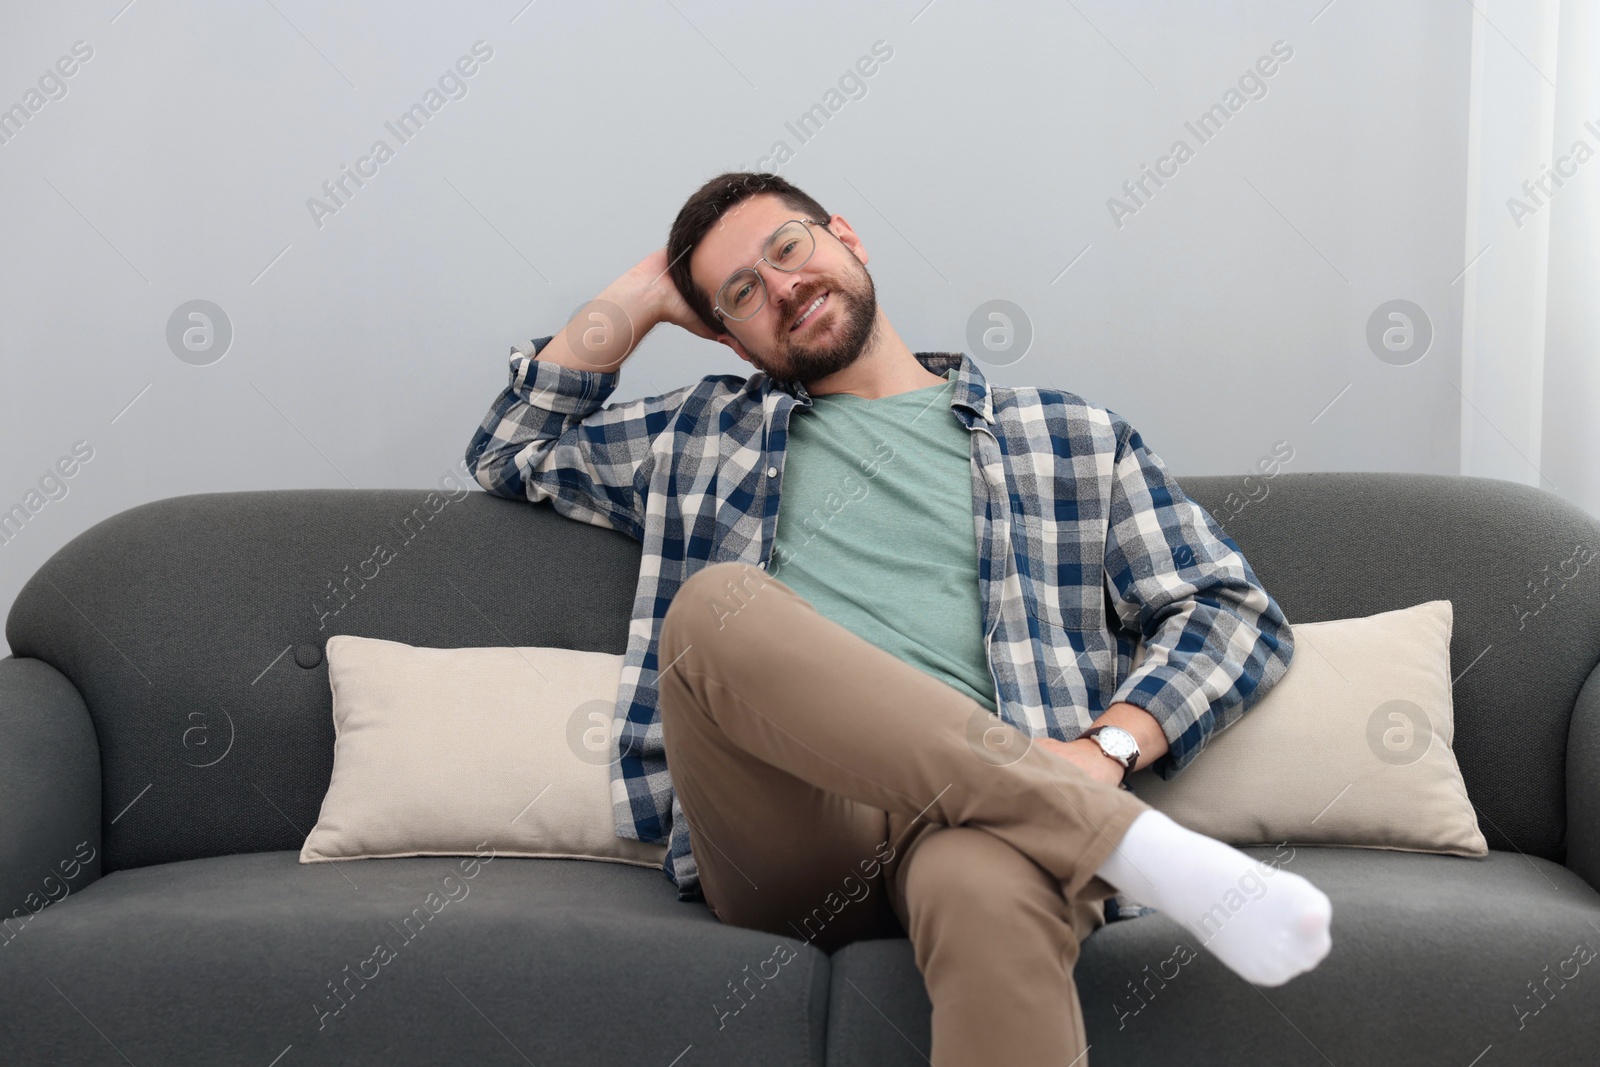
[719,221,815,321]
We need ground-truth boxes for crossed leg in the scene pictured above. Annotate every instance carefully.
[657,561,1148,1065]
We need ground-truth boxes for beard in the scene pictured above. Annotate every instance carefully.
[747,258,879,384]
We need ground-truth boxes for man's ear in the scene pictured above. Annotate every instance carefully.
[717,332,755,367]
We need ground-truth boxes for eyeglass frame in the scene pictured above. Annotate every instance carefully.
[712,217,833,324]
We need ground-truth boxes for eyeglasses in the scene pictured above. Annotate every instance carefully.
[713,218,825,323]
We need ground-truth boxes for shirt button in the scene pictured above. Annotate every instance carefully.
[766,466,777,477]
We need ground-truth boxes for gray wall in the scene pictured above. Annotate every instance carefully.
[1,1,1475,657]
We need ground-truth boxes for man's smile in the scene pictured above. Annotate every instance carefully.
[790,291,829,332]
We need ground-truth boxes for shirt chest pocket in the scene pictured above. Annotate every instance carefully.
[1009,511,1095,634]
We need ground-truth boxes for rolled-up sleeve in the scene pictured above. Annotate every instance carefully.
[1100,415,1295,779]
[464,335,695,542]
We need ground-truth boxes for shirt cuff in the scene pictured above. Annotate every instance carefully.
[1110,663,1209,780]
[510,336,620,415]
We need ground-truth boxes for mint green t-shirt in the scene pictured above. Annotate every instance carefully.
[770,369,998,710]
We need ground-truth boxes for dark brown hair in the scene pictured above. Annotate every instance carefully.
[667,172,831,335]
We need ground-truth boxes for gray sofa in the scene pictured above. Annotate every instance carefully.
[3,472,1598,1065]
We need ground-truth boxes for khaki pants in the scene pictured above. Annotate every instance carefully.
[658,562,1153,1066]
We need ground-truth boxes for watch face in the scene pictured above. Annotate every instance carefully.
[1096,727,1138,761]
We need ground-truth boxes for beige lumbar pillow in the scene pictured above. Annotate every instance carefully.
[300,635,667,868]
[1127,599,1487,857]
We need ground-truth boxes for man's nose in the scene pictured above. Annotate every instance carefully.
[768,270,807,317]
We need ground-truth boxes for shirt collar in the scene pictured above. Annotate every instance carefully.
[767,351,994,425]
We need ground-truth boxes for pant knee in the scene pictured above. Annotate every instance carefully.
[662,561,774,653]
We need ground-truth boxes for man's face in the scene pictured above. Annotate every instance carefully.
[690,193,879,382]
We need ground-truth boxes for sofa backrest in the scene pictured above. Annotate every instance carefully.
[6,486,642,875]
[1182,472,1600,865]
[7,474,1599,873]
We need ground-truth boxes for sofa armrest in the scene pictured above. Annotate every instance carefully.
[1568,659,1600,892]
[0,656,102,939]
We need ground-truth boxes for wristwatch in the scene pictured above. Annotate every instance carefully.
[1082,725,1140,787]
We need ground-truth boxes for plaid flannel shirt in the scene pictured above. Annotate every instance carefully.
[466,335,1296,908]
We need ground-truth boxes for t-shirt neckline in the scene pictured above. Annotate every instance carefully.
[812,368,956,404]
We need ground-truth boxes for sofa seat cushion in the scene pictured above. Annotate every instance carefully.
[825,846,1600,1067]
[0,851,828,1066]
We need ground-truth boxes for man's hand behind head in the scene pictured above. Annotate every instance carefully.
[628,247,720,341]
[535,248,720,374]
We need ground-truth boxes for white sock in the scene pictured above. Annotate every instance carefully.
[1094,810,1333,987]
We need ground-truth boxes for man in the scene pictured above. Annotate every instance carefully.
[466,172,1332,1065]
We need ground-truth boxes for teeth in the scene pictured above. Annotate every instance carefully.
[793,293,826,329]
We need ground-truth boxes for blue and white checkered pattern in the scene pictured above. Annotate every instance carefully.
[466,336,1296,906]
